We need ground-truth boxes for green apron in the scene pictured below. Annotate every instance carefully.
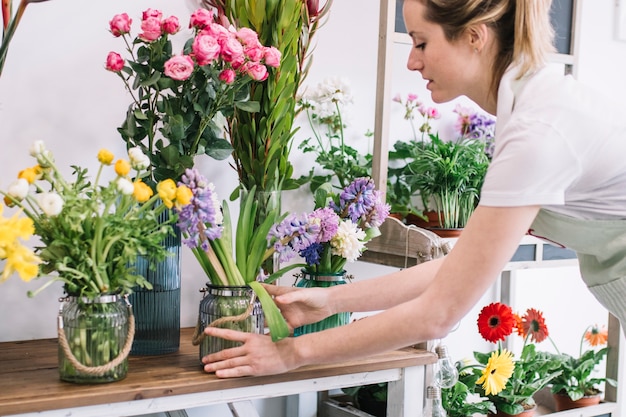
[530,209,626,331]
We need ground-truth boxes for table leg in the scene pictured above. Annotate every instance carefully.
[387,365,425,417]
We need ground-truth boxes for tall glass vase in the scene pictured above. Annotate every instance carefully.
[293,269,351,336]
[128,208,181,355]
[194,284,264,363]
[58,294,133,384]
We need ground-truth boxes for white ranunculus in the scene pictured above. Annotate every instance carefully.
[207,182,223,224]
[116,177,134,195]
[29,140,46,157]
[330,220,366,261]
[7,178,29,200]
[37,192,64,216]
[128,147,150,170]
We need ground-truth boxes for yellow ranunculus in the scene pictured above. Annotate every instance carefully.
[97,149,115,165]
[17,166,39,184]
[114,159,131,177]
[157,179,177,209]
[133,180,153,203]
[176,184,193,207]
[2,244,41,282]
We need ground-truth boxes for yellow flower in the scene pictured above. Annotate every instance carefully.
[97,149,115,165]
[133,180,153,203]
[476,349,515,395]
[0,204,40,283]
[114,159,131,177]
[17,166,40,184]
[157,179,177,209]
[176,184,193,206]
[2,244,41,282]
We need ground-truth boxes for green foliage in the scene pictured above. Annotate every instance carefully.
[443,363,497,417]
[546,348,616,401]
[475,345,563,415]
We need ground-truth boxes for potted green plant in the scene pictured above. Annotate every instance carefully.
[442,362,497,417]
[543,324,617,411]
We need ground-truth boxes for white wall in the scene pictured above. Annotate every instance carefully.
[1,0,625,416]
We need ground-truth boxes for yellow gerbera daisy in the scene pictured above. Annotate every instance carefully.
[476,349,515,395]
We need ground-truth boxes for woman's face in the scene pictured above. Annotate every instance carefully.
[403,0,483,104]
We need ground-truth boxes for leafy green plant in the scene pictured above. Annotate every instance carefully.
[443,362,497,417]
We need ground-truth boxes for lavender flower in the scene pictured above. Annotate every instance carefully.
[268,213,320,263]
[175,168,222,249]
[310,207,340,243]
[300,242,323,266]
[454,104,496,158]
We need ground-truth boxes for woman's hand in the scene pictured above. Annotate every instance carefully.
[201,328,298,377]
[261,283,335,330]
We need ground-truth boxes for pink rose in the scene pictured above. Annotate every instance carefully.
[192,33,221,66]
[203,22,230,41]
[189,8,214,30]
[105,51,124,72]
[163,55,195,81]
[162,16,180,35]
[109,13,132,37]
[219,68,236,84]
[236,27,259,47]
[219,34,244,63]
[142,8,162,21]
[263,46,281,68]
[244,62,268,81]
[139,17,162,42]
[244,43,264,62]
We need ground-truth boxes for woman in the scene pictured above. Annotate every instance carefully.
[202,0,626,377]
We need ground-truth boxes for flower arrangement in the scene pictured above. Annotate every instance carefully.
[466,302,563,416]
[106,7,280,185]
[272,177,390,275]
[0,141,185,298]
[544,324,617,401]
[296,76,371,192]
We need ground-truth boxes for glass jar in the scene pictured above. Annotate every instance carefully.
[197,285,264,362]
[293,269,351,336]
[58,294,131,384]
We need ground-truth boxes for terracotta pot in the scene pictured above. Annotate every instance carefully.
[427,228,464,238]
[490,405,537,417]
[405,211,442,228]
[552,393,601,411]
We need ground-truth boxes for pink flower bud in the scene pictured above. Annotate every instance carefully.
[109,13,132,37]
[163,55,195,81]
[219,68,236,84]
[189,8,214,30]
[142,8,162,21]
[244,62,268,81]
[236,27,259,47]
[105,51,124,72]
[307,0,320,18]
[263,46,281,68]
[244,44,264,62]
[192,33,221,66]
[139,17,162,42]
[162,16,180,35]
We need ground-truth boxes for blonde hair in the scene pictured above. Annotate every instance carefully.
[415,0,555,93]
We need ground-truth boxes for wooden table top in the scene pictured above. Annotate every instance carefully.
[0,328,436,416]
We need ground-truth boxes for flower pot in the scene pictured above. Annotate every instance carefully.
[428,227,464,238]
[490,405,537,417]
[552,392,601,411]
[128,209,181,356]
[194,284,264,363]
[293,269,351,336]
[406,211,442,228]
[58,294,133,384]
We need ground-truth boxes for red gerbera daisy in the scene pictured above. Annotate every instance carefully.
[584,324,608,347]
[477,302,516,343]
[521,308,549,343]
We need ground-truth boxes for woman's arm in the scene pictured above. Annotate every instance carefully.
[203,205,540,377]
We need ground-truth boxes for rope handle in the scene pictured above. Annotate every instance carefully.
[57,297,135,376]
[192,292,257,346]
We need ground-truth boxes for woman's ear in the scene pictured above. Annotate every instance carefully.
[467,24,489,53]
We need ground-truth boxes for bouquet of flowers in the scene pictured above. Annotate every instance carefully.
[271,177,390,275]
[465,302,563,415]
[106,7,280,185]
[0,141,184,298]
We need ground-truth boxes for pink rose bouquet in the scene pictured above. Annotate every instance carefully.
[106,8,280,186]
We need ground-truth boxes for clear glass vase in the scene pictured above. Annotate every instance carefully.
[293,269,351,336]
[128,207,181,355]
[58,294,132,384]
[197,285,264,362]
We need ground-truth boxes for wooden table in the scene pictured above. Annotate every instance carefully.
[0,328,436,417]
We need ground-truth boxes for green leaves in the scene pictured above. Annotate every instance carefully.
[248,281,289,342]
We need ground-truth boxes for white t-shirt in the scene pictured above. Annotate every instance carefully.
[479,64,626,220]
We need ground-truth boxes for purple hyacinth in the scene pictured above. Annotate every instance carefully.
[310,207,340,243]
[333,177,377,224]
[300,242,323,266]
[175,168,222,249]
[268,213,320,263]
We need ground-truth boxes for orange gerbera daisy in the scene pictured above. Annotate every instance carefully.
[477,302,516,343]
[513,312,525,337]
[521,308,549,343]
[584,324,608,346]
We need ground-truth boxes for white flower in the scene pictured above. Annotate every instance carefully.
[207,182,223,224]
[330,220,366,261]
[29,140,46,157]
[7,178,29,200]
[116,177,134,195]
[128,147,150,170]
[37,192,63,216]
